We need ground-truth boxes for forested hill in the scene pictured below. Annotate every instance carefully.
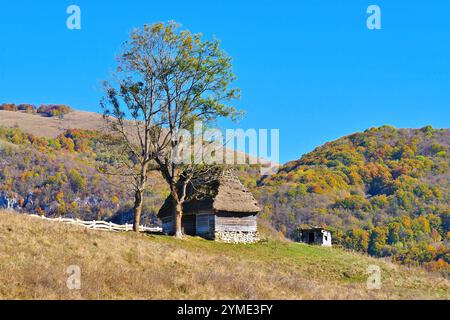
[0,126,167,224]
[256,126,450,270]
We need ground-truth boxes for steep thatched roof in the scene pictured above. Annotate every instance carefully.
[158,171,261,218]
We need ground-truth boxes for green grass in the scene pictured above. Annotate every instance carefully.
[148,235,449,298]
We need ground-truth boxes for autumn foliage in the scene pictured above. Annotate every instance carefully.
[0,102,71,118]
[257,126,450,272]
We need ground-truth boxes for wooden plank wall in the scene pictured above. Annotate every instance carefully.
[162,215,198,236]
[215,212,257,232]
[195,214,215,238]
[182,214,196,235]
[163,212,257,236]
[196,215,210,234]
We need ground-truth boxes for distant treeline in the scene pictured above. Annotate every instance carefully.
[0,103,72,118]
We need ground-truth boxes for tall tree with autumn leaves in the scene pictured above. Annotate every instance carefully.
[101,21,240,235]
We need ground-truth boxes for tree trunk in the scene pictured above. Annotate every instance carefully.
[133,188,144,232]
[133,163,148,233]
[174,201,183,238]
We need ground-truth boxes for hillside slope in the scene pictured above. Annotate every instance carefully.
[0,125,169,224]
[0,211,448,300]
[0,109,267,165]
[0,112,265,224]
[1,114,448,270]
[257,126,450,269]
[0,110,105,138]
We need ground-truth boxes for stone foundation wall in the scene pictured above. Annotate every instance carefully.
[215,231,259,244]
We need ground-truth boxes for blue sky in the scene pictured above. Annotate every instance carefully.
[0,0,449,163]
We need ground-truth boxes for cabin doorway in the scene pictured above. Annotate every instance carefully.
[308,232,314,243]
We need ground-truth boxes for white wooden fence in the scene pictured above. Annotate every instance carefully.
[29,215,162,233]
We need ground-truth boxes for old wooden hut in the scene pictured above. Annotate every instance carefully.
[158,171,261,243]
[296,228,332,247]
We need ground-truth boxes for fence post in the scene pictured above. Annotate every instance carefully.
[109,222,112,231]
[93,220,96,229]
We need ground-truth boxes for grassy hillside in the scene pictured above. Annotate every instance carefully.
[0,210,448,300]
[0,110,105,138]
[1,117,448,271]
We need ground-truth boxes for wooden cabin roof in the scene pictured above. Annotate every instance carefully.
[158,171,261,218]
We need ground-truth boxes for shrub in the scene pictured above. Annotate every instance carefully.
[17,104,36,113]
[0,103,18,112]
[37,105,72,118]
[368,227,388,256]
[334,195,372,211]
[68,168,86,192]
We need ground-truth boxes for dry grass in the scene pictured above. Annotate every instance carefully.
[0,210,448,300]
[0,110,106,138]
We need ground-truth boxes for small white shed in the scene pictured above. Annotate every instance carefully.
[297,228,332,247]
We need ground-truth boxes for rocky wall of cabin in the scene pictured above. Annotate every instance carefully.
[214,212,258,244]
[215,230,259,244]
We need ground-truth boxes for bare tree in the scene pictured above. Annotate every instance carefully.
[101,21,240,236]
